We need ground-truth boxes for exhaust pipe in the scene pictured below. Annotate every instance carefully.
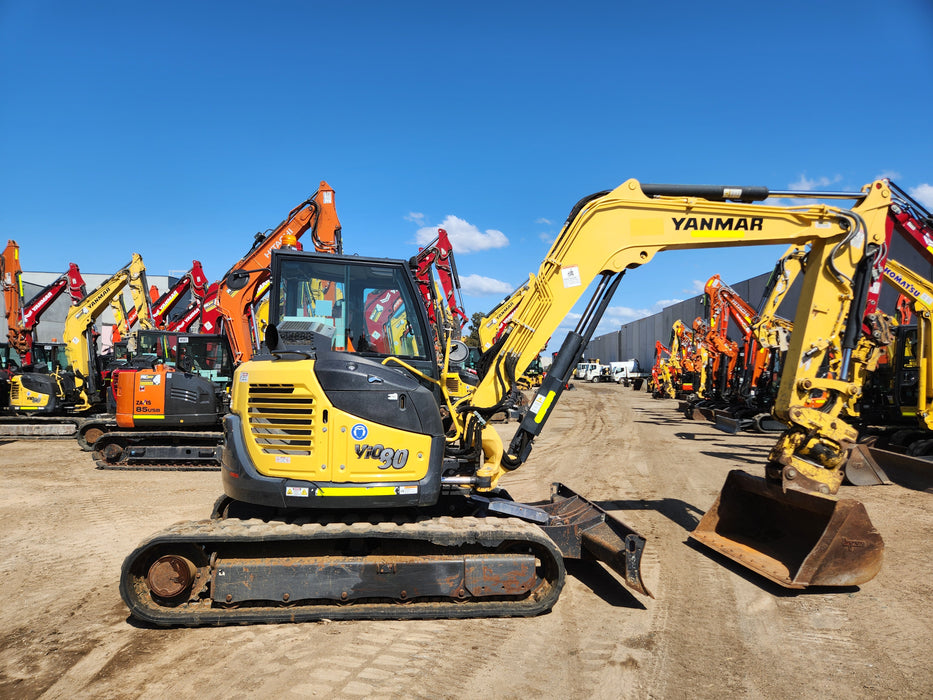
[690,470,883,588]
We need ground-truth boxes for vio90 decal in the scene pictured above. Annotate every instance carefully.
[354,444,409,469]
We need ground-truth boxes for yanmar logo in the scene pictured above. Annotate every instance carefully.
[23,288,56,325]
[153,289,181,316]
[672,217,764,231]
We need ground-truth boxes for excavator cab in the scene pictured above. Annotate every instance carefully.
[7,342,78,414]
[271,251,439,380]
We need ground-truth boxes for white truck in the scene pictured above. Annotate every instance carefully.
[575,359,620,382]
[610,359,644,386]
[574,360,608,382]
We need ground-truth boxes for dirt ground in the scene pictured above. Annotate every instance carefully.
[0,384,931,699]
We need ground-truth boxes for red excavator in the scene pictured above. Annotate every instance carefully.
[2,239,87,365]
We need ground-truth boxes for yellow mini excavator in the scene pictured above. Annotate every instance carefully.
[123,178,894,625]
[2,254,151,438]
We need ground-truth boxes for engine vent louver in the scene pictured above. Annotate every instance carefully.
[169,387,199,403]
[246,383,315,456]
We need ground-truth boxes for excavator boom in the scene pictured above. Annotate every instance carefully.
[216,182,342,364]
[2,240,87,362]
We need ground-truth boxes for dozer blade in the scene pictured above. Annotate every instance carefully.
[844,443,892,487]
[752,413,786,433]
[690,469,883,589]
[714,411,739,433]
[536,482,653,598]
[695,406,717,422]
[714,412,753,434]
[0,416,81,439]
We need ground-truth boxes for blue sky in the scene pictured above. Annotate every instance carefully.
[2,1,932,353]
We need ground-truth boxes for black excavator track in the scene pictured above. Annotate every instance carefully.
[121,514,566,626]
[92,430,223,470]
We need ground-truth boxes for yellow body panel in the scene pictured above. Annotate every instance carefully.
[9,379,53,410]
[882,259,933,430]
[232,359,432,484]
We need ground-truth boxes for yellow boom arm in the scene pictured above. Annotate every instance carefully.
[63,253,149,410]
[468,179,892,493]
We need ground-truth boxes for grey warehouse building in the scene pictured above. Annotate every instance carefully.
[4,270,181,352]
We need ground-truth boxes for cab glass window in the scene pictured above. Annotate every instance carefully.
[275,258,429,360]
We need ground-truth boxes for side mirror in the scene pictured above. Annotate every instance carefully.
[264,323,280,351]
[448,340,470,364]
[224,270,251,291]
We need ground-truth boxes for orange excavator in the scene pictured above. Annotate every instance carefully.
[217,182,342,364]
[685,274,771,425]
[2,240,87,365]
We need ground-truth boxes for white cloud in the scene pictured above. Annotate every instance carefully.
[554,296,686,337]
[652,297,684,310]
[538,231,555,245]
[415,215,509,253]
[909,183,933,210]
[875,170,902,182]
[604,305,654,324]
[685,279,705,295]
[459,273,514,297]
[405,212,425,225]
[787,174,842,191]
[535,217,552,225]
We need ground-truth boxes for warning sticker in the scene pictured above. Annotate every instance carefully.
[530,394,546,414]
[561,266,582,288]
[286,486,309,497]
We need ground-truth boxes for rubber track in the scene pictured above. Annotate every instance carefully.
[121,516,566,626]
[0,414,102,441]
[93,430,222,471]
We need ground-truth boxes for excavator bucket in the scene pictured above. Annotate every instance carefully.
[690,470,883,588]
[844,443,892,486]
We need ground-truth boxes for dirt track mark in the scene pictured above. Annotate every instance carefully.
[1,388,931,699]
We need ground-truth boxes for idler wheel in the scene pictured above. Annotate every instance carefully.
[82,426,105,447]
[147,555,197,600]
[101,443,125,464]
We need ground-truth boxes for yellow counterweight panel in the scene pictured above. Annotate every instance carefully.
[234,359,432,483]
[9,378,53,410]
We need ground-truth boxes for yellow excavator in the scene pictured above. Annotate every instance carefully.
[4,254,151,437]
[122,178,894,625]
[859,258,933,459]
